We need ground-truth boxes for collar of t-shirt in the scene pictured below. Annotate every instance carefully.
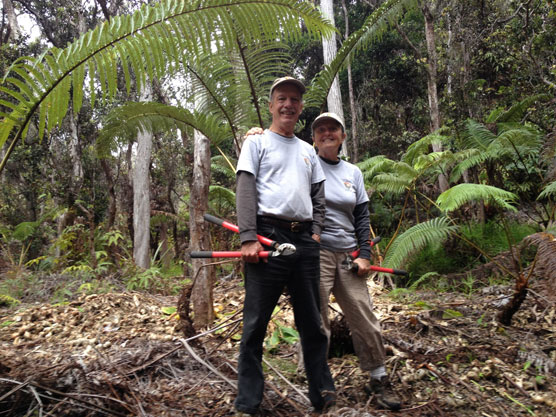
[319,155,340,165]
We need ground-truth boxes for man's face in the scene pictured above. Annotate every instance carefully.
[269,83,303,128]
[313,120,345,155]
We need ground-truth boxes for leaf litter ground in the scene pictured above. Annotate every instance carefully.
[0,270,554,417]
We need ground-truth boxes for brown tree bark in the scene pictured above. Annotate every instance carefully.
[422,2,449,192]
[189,129,215,328]
[1,0,20,44]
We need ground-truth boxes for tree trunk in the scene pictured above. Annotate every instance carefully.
[125,141,135,245]
[1,0,20,44]
[341,0,358,162]
[189,129,215,328]
[100,159,116,229]
[320,0,347,158]
[68,110,84,197]
[133,84,153,269]
[159,221,172,270]
[422,2,449,192]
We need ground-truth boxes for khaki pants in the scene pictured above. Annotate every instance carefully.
[319,248,386,371]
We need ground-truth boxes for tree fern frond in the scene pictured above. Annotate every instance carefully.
[537,180,556,200]
[402,130,449,166]
[496,125,542,155]
[358,155,402,185]
[359,157,418,192]
[411,151,454,173]
[357,155,393,174]
[211,155,237,180]
[304,0,418,108]
[382,217,458,269]
[0,0,334,173]
[462,118,496,150]
[485,94,552,124]
[370,173,413,194]
[436,184,518,213]
[208,185,236,212]
[448,148,485,183]
[96,102,231,157]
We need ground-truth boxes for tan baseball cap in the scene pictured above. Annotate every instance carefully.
[311,112,345,132]
[269,76,306,97]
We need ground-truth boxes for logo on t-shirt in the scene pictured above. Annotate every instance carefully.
[303,157,310,167]
[343,180,355,193]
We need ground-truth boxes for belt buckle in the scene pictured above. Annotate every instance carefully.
[290,221,301,232]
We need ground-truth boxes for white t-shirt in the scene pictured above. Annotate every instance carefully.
[236,129,325,221]
[320,159,369,251]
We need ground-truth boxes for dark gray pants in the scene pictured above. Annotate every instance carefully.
[234,224,335,414]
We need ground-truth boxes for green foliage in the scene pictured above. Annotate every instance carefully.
[383,217,459,270]
[537,180,556,200]
[0,294,20,307]
[460,220,538,258]
[305,0,419,109]
[406,244,461,278]
[442,309,463,319]
[436,184,519,213]
[96,104,232,157]
[0,0,335,172]
[265,322,299,353]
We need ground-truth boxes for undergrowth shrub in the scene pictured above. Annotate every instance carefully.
[401,220,538,290]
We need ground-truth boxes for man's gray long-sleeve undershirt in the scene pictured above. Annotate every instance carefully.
[236,171,326,243]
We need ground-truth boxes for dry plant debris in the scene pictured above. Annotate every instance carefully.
[0,273,555,416]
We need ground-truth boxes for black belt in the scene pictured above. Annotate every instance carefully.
[257,216,312,233]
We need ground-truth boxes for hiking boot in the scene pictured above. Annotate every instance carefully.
[311,390,337,414]
[364,376,402,410]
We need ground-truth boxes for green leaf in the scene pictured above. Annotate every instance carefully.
[442,309,463,319]
[161,306,177,315]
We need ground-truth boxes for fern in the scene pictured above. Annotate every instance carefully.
[402,130,449,167]
[211,155,237,181]
[436,184,518,213]
[0,0,335,173]
[382,217,458,269]
[537,180,556,200]
[208,185,236,213]
[485,94,552,124]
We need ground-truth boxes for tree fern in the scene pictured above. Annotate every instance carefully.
[0,0,335,173]
[382,217,458,269]
[436,183,518,213]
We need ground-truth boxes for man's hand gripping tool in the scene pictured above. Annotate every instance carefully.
[189,214,296,259]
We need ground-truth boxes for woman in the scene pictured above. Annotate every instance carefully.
[311,112,401,411]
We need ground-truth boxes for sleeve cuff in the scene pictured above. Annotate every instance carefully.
[240,230,258,243]
[311,224,322,235]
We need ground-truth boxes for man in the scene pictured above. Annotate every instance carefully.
[234,77,336,416]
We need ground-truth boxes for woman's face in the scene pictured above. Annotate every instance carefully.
[313,120,346,157]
